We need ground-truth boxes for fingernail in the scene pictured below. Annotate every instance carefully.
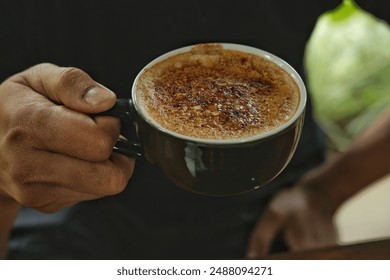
[84,87,115,106]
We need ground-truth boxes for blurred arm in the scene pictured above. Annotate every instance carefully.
[247,106,390,258]
[303,107,390,211]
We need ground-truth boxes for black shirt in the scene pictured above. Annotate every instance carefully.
[2,0,379,259]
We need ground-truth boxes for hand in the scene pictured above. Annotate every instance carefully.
[246,182,338,258]
[0,63,135,213]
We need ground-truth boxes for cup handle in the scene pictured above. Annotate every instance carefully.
[92,98,143,159]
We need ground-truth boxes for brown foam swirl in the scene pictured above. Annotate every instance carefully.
[136,44,300,140]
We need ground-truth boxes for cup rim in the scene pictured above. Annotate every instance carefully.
[131,43,307,145]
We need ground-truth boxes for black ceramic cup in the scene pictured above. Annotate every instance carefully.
[99,43,306,196]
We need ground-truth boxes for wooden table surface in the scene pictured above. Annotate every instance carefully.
[267,238,390,260]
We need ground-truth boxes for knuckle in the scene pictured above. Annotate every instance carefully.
[2,131,34,187]
[7,105,55,147]
[29,106,56,135]
[58,67,84,82]
[6,127,30,147]
[96,135,115,159]
[87,130,114,161]
[109,169,127,195]
[33,63,58,77]
[10,166,35,191]
[57,67,90,92]
[7,104,34,134]
[13,186,37,208]
[5,154,28,185]
[19,197,59,213]
[11,183,61,213]
[6,157,42,201]
[97,168,126,196]
[105,181,126,196]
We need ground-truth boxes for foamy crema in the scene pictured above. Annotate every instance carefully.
[135,44,301,140]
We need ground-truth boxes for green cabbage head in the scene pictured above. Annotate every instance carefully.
[304,0,390,150]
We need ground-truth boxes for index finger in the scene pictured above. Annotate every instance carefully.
[18,63,116,114]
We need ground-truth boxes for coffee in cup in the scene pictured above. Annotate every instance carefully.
[136,44,300,141]
[98,43,306,196]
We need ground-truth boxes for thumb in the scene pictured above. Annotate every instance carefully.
[21,63,116,113]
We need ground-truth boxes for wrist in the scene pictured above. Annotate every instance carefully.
[298,155,356,213]
[0,196,20,259]
[0,195,20,226]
